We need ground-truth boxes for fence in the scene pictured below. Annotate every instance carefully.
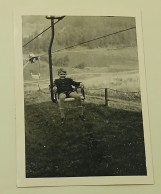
[85,87,141,109]
[24,79,142,111]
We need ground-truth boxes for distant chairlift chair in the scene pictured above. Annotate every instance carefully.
[29,53,41,90]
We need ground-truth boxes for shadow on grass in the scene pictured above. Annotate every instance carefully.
[25,101,147,178]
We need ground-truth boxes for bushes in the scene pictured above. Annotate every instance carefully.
[75,62,85,69]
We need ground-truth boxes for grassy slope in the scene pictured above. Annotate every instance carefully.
[23,47,138,80]
[25,90,146,178]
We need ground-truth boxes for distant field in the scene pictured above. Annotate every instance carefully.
[24,47,141,95]
[70,70,140,92]
[23,47,139,79]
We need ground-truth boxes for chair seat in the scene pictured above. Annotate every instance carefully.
[63,96,85,102]
[64,98,75,102]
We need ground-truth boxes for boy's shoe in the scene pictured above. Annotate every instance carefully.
[79,115,86,121]
[61,117,66,125]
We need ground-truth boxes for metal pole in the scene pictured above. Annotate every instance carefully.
[46,16,56,103]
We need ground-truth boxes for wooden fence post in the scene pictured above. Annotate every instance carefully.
[105,88,108,106]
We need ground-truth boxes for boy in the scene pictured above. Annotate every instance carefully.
[53,68,85,124]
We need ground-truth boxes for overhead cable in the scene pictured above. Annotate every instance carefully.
[23,16,65,47]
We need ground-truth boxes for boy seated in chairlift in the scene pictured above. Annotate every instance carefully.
[53,68,85,124]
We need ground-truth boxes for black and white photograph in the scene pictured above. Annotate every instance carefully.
[14,11,153,186]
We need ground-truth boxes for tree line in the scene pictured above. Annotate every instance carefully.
[22,16,137,54]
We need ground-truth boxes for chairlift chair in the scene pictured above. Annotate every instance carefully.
[49,84,85,104]
[46,16,86,106]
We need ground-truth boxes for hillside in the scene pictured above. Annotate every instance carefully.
[25,89,146,177]
[22,16,137,54]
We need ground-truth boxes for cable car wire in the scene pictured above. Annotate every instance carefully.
[39,26,136,57]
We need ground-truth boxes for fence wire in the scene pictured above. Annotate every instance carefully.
[85,88,141,103]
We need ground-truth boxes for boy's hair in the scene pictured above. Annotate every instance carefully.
[58,68,67,75]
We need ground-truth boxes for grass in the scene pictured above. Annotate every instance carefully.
[25,90,147,178]
[72,71,140,93]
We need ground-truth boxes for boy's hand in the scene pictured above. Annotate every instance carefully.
[80,83,84,88]
[53,86,57,92]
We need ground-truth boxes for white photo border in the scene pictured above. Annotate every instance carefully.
[14,8,154,187]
